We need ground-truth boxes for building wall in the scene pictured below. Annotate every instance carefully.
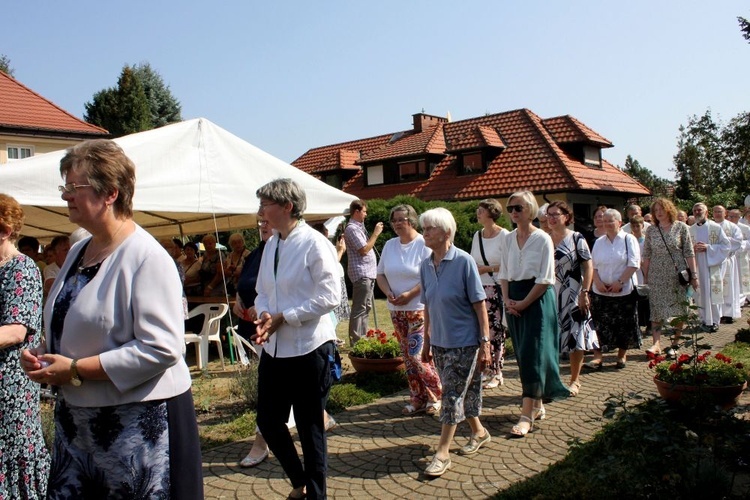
[0,134,85,164]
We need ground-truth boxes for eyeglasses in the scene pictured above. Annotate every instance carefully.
[258,220,269,226]
[506,205,525,213]
[58,183,92,195]
[390,217,409,225]
[258,201,279,210]
[422,226,439,232]
[546,212,563,219]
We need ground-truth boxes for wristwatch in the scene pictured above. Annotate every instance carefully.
[70,359,83,387]
[480,336,490,344]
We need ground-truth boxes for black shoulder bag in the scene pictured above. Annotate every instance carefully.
[656,225,692,286]
[477,230,503,300]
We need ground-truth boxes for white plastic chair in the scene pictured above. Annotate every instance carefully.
[184,303,229,370]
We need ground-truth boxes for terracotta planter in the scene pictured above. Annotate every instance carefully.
[653,377,748,410]
[348,354,405,373]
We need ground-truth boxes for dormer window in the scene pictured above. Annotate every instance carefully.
[460,151,491,175]
[398,160,428,182]
[583,145,601,168]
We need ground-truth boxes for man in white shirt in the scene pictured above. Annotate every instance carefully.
[727,209,750,307]
[622,204,651,234]
[714,205,744,323]
[689,203,730,332]
[42,235,70,295]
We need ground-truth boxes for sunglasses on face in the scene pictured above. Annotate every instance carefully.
[506,204,525,213]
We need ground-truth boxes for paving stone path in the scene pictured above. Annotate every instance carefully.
[202,311,749,499]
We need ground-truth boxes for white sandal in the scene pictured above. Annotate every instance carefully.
[510,415,534,438]
[239,447,269,468]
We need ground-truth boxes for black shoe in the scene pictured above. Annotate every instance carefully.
[710,324,719,333]
[701,324,713,332]
[720,316,735,324]
[664,346,678,359]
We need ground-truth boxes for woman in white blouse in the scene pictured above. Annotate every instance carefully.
[253,178,340,500]
[499,191,570,438]
[377,204,442,415]
[589,209,641,369]
[469,199,509,389]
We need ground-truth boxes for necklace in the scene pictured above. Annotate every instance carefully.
[0,252,17,267]
[78,220,128,272]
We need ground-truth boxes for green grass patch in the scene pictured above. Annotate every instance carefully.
[199,411,257,449]
[327,371,408,413]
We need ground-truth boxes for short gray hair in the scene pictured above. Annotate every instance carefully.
[390,204,419,228]
[256,178,306,219]
[604,208,622,222]
[419,207,456,243]
[508,191,539,219]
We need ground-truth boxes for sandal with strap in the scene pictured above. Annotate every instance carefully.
[402,403,426,416]
[425,401,441,415]
[533,403,547,421]
[569,380,581,397]
[510,415,534,438]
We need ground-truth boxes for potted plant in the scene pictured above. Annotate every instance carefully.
[649,305,748,409]
[349,329,405,373]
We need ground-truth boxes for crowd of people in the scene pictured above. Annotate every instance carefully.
[3,137,750,498]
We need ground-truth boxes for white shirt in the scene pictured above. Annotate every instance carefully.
[622,221,651,234]
[43,262,60,282]
[470,228,508,286]
[255,221,340,358]
[591,231,640,296]
[377,234,431,311]
[499,229,555,285]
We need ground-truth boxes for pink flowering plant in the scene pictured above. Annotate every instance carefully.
[351,329,401,359]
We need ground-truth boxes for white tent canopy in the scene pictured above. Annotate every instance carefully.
[0,118,356,240]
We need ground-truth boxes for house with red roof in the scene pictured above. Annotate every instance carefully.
[0,71,108,164]
[292,109,650,225]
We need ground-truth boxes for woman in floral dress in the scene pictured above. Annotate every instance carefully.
[641,198,697,359]
[0,193,50,499]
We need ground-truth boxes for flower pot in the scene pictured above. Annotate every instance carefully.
[653,377,748,410]
[348,354,405,374]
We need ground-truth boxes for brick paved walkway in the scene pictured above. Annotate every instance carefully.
[202,311,749,499]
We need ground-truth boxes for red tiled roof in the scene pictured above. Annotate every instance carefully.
[359,125,446,163]
[292,108,649,201]
[447,124,506,152]
[542,115,612,147]
[293,133,392,175]
[0,71,108,136]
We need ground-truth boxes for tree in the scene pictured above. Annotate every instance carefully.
[739,16,750,43]
[621,155,672,197]
[672,110,725,200]
[721,111,750,194]
[0,54,14,77]
[85,66,150,137]
[132,62,182,127]
[84,63,181,137]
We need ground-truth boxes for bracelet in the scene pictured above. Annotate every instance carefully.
[580,288,589,293]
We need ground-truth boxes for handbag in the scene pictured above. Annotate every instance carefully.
[329,346,342,382]
[655,225,692,286]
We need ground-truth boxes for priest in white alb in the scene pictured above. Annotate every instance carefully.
[713,205,743,323]
[727,208,750,308]
[689,203,730,332]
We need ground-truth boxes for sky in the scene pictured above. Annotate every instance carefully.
[3,1,749,181]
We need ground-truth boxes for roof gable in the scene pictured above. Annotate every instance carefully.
[0,71,108,136]
[542,115,612,147]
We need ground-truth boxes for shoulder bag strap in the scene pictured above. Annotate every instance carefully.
[656,225,681,273]
[477,230,493,278]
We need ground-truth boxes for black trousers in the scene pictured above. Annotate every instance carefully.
[257,341,334,500]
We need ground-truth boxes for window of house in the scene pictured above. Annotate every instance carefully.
[366,165,384,186]
[7,145,33,160]
[461,152,484,174]
[323,173,342,189]
[583,146,601,167]
[398,160,428,182]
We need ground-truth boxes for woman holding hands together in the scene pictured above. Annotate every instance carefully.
[500,191,570,438]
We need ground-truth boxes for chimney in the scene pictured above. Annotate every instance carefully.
[412,112,448,132]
